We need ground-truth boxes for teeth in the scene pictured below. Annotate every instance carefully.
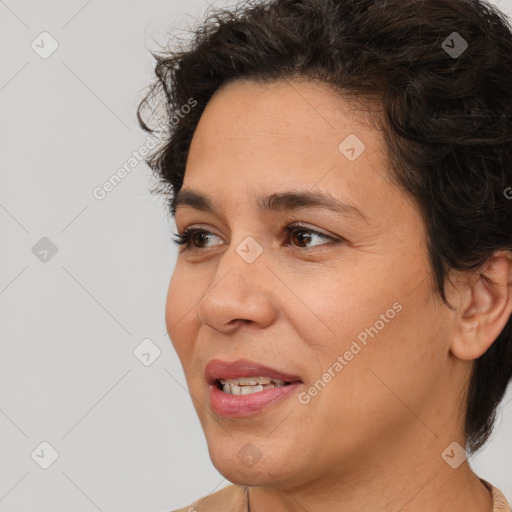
[219,377,288,395]
[223,383,265,395]
[219,376,286,386]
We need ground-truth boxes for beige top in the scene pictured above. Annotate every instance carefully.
[171,478,511,512]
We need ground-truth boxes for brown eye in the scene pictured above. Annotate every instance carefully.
[171,228,221,250]
[191,231,214,248]
[290,229,314,248]
[171,223,341,253]
[285,224,336,249]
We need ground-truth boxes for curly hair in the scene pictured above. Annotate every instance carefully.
[137,0,512,454]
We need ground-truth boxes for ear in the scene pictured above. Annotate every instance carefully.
[450,251,512,361]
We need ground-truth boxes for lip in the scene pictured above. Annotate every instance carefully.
[209,382,302,418]
[205,358,303,385]
[205,358,303,418]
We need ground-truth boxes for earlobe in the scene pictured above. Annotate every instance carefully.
[451,251,512,361]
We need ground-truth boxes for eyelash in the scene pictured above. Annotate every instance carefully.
[170,223,341,252]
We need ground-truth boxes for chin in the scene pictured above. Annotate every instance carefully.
[216,467,270,486]
[207,440,299,487]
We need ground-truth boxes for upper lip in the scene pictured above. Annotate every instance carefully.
[205,358,303,384]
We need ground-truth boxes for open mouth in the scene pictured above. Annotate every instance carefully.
[215,376,295,395]
[205,358,303,402]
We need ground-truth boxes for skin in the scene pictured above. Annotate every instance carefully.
[165,78,512,511]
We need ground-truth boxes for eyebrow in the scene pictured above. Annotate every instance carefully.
[171,188,368,221]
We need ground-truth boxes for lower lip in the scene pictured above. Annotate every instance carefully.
[209,381,302,418]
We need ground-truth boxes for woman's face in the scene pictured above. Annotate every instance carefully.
[166,79,462,488]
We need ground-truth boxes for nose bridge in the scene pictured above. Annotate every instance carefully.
[196,234,275,330]
[212,221,267,276]
[209,232,267,300]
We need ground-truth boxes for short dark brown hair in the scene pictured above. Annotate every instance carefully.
[137,0,512,454]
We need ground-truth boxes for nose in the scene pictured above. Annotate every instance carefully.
[195,243,277,335]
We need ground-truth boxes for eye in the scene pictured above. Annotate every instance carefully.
[171,222,341,252]
[283,223,337,249]
[171,227,222,250]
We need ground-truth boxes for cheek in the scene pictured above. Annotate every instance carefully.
[294,266,399,354]
[355,292,444,414]
[300,261,443,405]
[165,266,203,361]
[303,301,441,451]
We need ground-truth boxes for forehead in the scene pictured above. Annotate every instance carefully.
[179,78,413,226]
[189,78,379,152]
[185,78,385,177]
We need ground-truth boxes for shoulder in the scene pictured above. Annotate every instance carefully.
[170,484,247,512]
[170,480,512,512]
[491,486,512,512]
[480,479,512,512]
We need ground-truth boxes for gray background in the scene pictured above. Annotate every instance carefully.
[1,1,511,510]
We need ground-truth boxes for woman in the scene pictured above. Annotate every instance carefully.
[137,0,512,510]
